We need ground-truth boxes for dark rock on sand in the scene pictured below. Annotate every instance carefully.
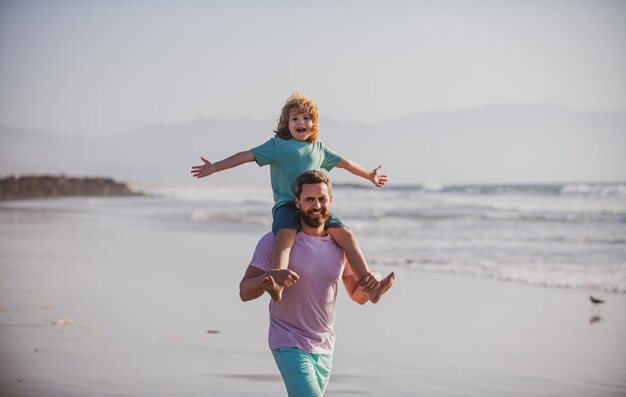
[0,175,137,201]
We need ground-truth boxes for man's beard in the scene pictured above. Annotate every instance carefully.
[300,208,329,228]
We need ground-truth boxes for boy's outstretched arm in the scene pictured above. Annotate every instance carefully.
[191,150,255,178]
[335,158,387,187]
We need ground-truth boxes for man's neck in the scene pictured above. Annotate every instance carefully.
[300,222,328,237]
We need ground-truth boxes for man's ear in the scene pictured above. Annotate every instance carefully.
[294,197,301,210]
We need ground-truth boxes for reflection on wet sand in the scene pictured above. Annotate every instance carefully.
[589,315,603,325]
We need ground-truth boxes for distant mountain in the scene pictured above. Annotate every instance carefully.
[1,104,625,184]
[321,104,626,184]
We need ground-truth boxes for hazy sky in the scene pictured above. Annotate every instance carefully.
[0,0,625,136]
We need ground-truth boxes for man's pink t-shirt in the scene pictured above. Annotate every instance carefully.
[250,231,353,355]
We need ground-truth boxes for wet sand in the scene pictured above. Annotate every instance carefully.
[0,197,625,396]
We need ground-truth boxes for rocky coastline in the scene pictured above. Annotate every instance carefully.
[0,175,137,201]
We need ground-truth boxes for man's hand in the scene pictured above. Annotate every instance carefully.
[358,271,381,292]
[370,165,388,188]
[191,157,215,178]
[266,269,300,287]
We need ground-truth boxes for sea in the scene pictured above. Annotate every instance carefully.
[135,181,626,295]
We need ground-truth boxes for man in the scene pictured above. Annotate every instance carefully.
[239,170,394,397]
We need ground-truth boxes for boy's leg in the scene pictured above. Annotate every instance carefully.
[327,227,395,301]
[263,228,297,301]
[266,203,301,302]
[327,227,380,292]
[272,228,297,270]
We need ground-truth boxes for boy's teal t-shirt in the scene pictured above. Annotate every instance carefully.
[251,137,342,213]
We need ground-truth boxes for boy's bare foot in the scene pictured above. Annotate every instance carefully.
[369,272,395,304]
[262,275,284,302]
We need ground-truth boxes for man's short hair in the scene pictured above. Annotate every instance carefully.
[294,170,332,198]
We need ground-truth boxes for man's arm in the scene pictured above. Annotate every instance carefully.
[239,266,300,302]
[239,265,268,302]
[335,158,387,187]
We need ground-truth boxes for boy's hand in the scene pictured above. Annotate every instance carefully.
[266,269,300,287]
[191,157,215,178]
[370,165,388,187]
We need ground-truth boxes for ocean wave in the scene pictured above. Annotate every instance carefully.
[190,210,271,225]
[157,182,626,295]
[527,236,626,245]
[137,181,626,200]
[374,182,626,197]
[345,208,626,224]
[560,183,626,197]
[189,206,625,228]
[369,256,626,294]
[190,207,624,229]
[482,211,626,223]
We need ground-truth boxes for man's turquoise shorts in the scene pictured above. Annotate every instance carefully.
[272,347,333,397]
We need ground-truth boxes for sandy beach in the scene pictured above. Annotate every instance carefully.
[1,196,625,396]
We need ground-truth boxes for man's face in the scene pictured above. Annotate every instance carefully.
[295,182,332,228]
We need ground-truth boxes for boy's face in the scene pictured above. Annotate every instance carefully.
[288,111,314,142]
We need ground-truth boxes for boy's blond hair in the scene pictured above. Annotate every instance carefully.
[274,92,319,143]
